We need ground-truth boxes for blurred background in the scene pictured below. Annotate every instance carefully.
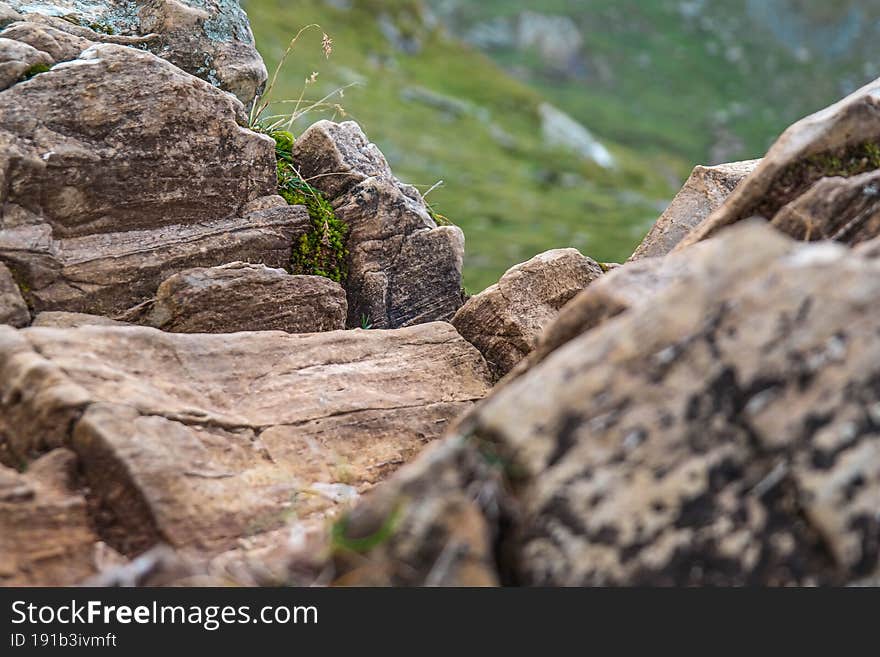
[244,0,880,292]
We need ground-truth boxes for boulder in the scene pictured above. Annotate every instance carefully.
[3,0,267,104]
[292,120,466,329]
[0,449,100,586]
[0,262,28,326]
[631,159,759,260]
[0,322,493,555]
[678,76,880,249]
[452,248,603,379]
[32,311,130,328]
[129,262,347,334]
[0,44,301,318]
[0,35,52,90]
[333,223,880,586]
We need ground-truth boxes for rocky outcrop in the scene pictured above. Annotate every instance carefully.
[678,76,880,249]
[631,159,759,260]
[452,248,603,379]
[128,262,347,334]
[292,120,466,329]
[332,223,880,586]
[0,322,493,559]
[0,448,100,586]
[0,43,301,318]
[0,262,28,326]
[3,0,267,104]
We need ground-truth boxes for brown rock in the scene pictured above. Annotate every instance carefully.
[132,262,347,334]
[0,449,99,586]
[630,159,758,260]
[0,36,52,90]
[0,20,93,62]
[0,322,492,556]
[293,121,466,329]
[32,311,130,328]
[452,248,603,378]
[0,262,28,327]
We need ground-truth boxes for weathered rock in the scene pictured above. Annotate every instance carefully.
[538,102,614,168]
[335,223,880,586]
[4,0,267,104]
[678,76,880,249]
[452,248,603,379]
[0,448,99,586]
[0,262,28,326]
[131,262,347,334]
[0,36,52,90]
[32,311,129,328]
[0,3,22,27]
[0,43,300,317]
[631,159,759,260]
[293,120,466,329]
[0,322,493,556]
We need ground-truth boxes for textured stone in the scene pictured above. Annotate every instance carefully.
[0,449,99,586]
[32,311,129,328]
[0,322,493,555]
[631,160,758,260]
[293,120,466,329]
[0,36,52,90]
[130,262,347,334]
[452,248,603,378]
[0,262,28,327]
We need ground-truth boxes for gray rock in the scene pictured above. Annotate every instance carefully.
[538,103,614,168]
[0,262,29,327]
[132,262,348,334]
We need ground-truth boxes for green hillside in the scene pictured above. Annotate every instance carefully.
[246,0,682,292]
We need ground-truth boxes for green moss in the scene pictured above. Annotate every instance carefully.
[265,129,349,282]
[20,63,51,81]
[330,503,403,554]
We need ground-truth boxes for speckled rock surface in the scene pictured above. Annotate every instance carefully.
[3,0,267,104]
[332,223,880,586]
[452,248,603,379]
[293,120,466,329]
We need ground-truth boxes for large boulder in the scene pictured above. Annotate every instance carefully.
[452,248,603,379]
[0,44,303,318]
[0,322,493,556]
[292,120,466,329]
[0,262,28,326]
[332,223,880,586]
[2,0,267,104]
[631,159,758,260]
[128,262,348,334]
[0,448,100,586]
[678,76,880,249]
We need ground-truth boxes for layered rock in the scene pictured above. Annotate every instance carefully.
[0,449,100,586]
[631,159,759,260]
[0,262,28,326]
[333,223,880,586]
[677,76,880,249]
[0,43,302,319]
[0,322,493,558]
[292,120,466,329]
[128,262,347,334]
[452,248,603,379]
[2,0,267,104]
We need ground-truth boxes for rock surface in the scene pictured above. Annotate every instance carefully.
[0,449,100,586]
[292,120,466,329]
[333,223,880,586]
[631,159,759,260]
[3,0,267,104]
[0,322,493,557]
[452,248,603,379]
[32,311,130,328]
[0,262,28,326]
[129,262,347,334]
[678,76,880,249]
[0,43,300,317]
[0,35,52,90]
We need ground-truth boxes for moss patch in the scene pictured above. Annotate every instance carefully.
[267,129,350,283]
[20,63,51,81]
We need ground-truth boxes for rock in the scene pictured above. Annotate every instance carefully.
[32,311,129,328]
[0,322,493,555]
[516,12,583,71]
[452,249,603,379]
[334,223,880,586]
[293,121,466,329]
[678,76,880,249]
[4,0,267,104]
[0,3,22,27]
[0,262,28,327]
[631,159,759,260]
[538,103,614,168]
[0,43,300,318]
[0,448,99,586]
[131,262,347,334]
[0,36,52,90]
